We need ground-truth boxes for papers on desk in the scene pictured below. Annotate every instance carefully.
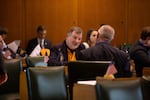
[7,40,21,53]
[77,80,96,85]
[29,44,41,57]
[142,75,150,81]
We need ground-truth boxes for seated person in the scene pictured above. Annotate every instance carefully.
[26,25,52,57]
[48,26,85,66]
[77,25,132,78]
[0,35,7,85]
[82,29,98,49]
[0,27,16,59]
[129,26,150,77]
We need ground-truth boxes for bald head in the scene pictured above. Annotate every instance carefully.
[98,25,115,42]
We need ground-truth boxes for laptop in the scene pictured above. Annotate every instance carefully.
[67,60,111,84]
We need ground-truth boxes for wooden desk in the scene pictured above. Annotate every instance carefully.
[73,84,96,100]
[20,71,28,100]
[143,67,150,76]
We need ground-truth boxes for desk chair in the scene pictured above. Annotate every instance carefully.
[26,67,68,100]
[0,59,22,100]
[141,76,150,100]
[67,60,111,100]
[96,77,143,100]
[25,56,47,67]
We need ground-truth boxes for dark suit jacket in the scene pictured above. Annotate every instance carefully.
[26,38,52,56]
[129,40,150,77]
[77,42,132,77]
[48,40,85,66]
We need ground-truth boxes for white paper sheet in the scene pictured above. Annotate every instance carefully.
[77,80,96,85]
[29,44,41,57]
[7,40,21,53]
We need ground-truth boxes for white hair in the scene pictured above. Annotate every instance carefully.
[98,25,115,42]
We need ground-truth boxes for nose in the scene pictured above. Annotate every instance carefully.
[75,38,81,44]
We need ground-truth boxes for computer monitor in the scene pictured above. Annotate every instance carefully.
[68,60,111,84]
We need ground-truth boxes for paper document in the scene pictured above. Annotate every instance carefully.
[7,40,21,53]
[77,80,96,85]
[29,44,41,57]
[106,64,117,75]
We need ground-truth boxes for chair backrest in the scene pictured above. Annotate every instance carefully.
[25,56,47,67]
[68,60,111,84]
[26,67,68,100]
[67,60,111,100]
[0,59,22,99]
[141,76,150,100]
[96,77,143,100]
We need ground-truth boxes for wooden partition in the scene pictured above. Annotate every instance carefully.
[127,0,150,44]
[73,84,96,100]
[78,0,127,46]
[0,0,150,48]
[0,0,24,44]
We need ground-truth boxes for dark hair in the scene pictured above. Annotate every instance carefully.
[0,27,8,35]
[140,26,150,40]
[37,25,46,33]
[100,24,105,26]
[86,29,94,42]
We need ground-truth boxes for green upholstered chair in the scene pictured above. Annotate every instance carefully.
[25,56,47,67]
[96,78,143,100]
[0,59,22,100]
[26,67,68,100]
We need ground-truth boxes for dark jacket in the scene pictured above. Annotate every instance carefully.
[77,42,132,77]
[26,38,52,56]
[129,40,150,77]
[48,40,85,66]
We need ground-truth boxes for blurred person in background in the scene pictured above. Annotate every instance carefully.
[130,26,150,77]
[82,29,98,49]
[0,26,16,59]
[0,35,7,85]
[26,25,52,57]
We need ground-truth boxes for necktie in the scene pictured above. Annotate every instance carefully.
[40,40,44,48]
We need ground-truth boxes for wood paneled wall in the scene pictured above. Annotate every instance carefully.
[127,0,150,43]
[0,0,150,48]
[0,0,24,45]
